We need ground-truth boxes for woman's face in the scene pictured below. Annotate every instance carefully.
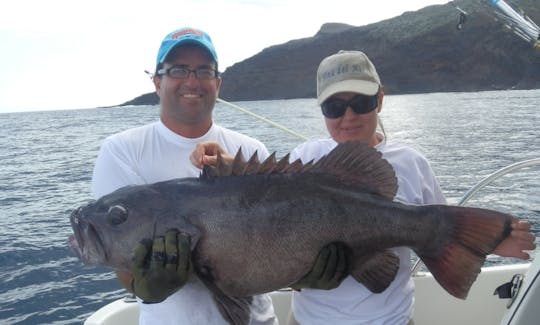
[324,91,383,146]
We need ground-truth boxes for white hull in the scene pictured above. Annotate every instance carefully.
[413,263,530,325]
[84,258,538,325]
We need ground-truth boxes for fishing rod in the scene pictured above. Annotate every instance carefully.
[216,98,309,141]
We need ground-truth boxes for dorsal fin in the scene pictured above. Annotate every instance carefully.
[244,151,261,175]
[231,148,247,176]
[216,151,232,176]
[273,153,292,173]
[258,152,277,174]
[311,142,397,199]
[201,142,397,200]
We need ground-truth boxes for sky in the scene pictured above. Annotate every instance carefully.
[0,0,450,113]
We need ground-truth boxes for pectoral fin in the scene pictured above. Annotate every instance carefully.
[350,250,400,293]
[198,273,252,325]
[214,293,252,325]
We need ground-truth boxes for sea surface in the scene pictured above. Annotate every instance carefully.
[1,89,539,324]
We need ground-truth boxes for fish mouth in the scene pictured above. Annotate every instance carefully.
[69,207,108,265]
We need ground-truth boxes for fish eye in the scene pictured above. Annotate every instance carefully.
[107,205,128,225]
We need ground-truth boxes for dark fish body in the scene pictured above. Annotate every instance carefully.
[70,142,513,324]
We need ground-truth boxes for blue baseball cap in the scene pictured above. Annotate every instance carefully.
[156,27,218,67]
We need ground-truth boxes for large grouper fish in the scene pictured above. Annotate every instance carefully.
[69,142,515,324]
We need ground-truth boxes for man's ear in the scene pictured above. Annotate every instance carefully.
[153,75,162,96]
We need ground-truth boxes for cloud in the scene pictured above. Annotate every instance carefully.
[0,0,449,112]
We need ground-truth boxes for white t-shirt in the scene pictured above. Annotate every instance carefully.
[92,120,277,325]
[289,138,446,325]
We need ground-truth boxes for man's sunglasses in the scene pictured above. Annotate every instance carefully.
[321,94,379,119]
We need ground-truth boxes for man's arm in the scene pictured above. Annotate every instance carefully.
[116,270,133,292]
[93,139,193,302]
[92,138,145,199]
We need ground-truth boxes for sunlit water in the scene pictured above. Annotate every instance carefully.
[0,89,539,324]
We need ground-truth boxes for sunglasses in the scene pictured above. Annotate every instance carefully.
[321,94,379,119]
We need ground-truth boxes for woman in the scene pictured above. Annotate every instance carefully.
[287,50,535,325]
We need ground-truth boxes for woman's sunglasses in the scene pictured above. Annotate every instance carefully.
[321,94,379,119]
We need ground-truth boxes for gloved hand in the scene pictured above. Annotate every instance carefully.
[291,242,350,291]
[130,229,193,303]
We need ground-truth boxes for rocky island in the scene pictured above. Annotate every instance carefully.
[121,0,539,106]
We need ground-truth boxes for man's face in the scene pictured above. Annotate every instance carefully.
[154,44,221,135]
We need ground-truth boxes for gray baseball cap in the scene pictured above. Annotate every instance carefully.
[317,50,381,104]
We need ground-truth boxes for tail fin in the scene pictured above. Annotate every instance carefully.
[419,206,513,299]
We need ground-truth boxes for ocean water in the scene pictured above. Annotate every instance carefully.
[0,89,539,324]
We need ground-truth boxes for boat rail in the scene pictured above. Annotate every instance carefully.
[411,157,540,275]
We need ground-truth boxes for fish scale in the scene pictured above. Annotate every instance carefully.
[69,141,514,325]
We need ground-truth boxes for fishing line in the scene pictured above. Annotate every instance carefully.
[216,98,309,141]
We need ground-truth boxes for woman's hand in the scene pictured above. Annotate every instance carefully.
[494,220,536,259]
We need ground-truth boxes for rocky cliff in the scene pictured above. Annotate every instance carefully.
[121,0,539,106]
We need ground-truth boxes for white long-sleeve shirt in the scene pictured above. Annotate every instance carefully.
[289,138,446,325]
[92,120,277,325]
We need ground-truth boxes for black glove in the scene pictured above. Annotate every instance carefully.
[130,229,193,303]
[291,242,350,291]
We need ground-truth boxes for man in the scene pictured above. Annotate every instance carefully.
[92,27,347,324]
[92,27,275,324]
